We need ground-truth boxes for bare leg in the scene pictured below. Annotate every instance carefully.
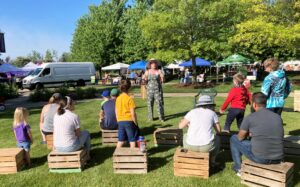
[129,142,136,149]
[117,141,125,148]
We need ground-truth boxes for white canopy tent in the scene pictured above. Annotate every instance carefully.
[21,62,39,71]
[283,60,300,71]
[102,63,129,71]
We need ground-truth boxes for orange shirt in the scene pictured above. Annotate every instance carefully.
[115,93,136,122]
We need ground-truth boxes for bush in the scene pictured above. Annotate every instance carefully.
[84,87,97,99]
[29,89,52,102]
[0,83,19,99]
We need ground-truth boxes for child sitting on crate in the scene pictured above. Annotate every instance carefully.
[115,79,140,148]
[219,73,252,133]
[179,95,221,166]
[13,107,33,166]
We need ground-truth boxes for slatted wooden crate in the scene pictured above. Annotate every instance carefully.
[241,159,294,187]
[48,150,88,173]
[284,135,300,157]
[173,148,209,179]
[153,128,183,146]
[294,90,300,112]
[45,134,53,150]
[113,148,147,174]
[217,131,238,150]
[102,129,118,146]
[0,148,25,174]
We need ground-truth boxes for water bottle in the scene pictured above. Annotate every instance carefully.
[138,136,146,152]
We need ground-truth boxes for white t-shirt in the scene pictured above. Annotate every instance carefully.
[53,110,80,148]
[184,108,219,146]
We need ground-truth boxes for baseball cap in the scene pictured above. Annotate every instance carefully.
[196,95,215,106]
[110,88,119,97]
[101,90,110,97]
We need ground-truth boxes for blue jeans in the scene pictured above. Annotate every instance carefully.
[56,130,91,152]
[17,141,31,152]
[230,135,273,171]
[118,121,139,142]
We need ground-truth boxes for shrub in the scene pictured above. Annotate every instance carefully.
[0,83,19,99]
[84,87,97,99]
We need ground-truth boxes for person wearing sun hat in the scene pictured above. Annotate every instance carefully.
[179,95,221,165]
[99,88,119,130]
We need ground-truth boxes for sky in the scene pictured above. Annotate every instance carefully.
[0,0,111,60]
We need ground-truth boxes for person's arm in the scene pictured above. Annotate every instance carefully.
[159,70,164,83]
[130,108,138,126]
[75,128,80,138]
[27,128,33,143]
[237,130,248,141]
[179,118,189,129]
[39,105,47,131]
[261,76,271,97]
[220,89,234,113]
[213,122,221,134]
[143,71,148,81]
[13,130,17,142]
[74,115,81,138]
[237,116,250,141]
[99,106,104,121]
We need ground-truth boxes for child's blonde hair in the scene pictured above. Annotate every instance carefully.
[233,73,245,86]
[13,107,29,127]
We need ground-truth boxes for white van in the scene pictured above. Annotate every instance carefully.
[22,62,96,90]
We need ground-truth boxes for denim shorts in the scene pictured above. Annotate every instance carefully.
[17,141,31,152]
[118,121,139,142]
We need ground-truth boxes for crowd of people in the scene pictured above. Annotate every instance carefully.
[12,58,291,177]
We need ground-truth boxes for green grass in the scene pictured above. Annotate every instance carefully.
[0,97,299,187]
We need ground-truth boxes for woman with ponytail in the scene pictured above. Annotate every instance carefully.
[53,96,91,159]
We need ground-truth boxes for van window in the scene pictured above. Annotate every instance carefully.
[41,68,51,77]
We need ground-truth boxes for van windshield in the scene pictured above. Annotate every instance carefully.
[31,68,43,76]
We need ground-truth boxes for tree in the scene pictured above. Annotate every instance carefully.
[71,0,127,68]
[4,56,11,63]
[140,0,246,79]
[28,50,42,62]
[121,1,152,63]
[44,49,53,62]
[12,56,31,67]
[59,52,72,62]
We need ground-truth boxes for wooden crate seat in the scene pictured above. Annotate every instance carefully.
[48,150,88,173]
[173,148,209,179]
[101,129,118,146]
[45,134,53,150]
[113,148,147,174]
[284,135,300,157]
[0,148,25,174]
[241,159,294,187]
[153,128,183,146]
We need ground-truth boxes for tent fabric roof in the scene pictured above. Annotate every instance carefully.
[128,60,147,70]
[22,62,39,71]
[165,61,182,69]
[217,54,252,67]
[0,63,22,73]
[102,63,129,70]
[179,57,212,67]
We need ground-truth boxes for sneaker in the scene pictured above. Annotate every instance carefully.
[236,170,241,177]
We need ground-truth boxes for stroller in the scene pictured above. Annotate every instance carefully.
[0,97,6,111]
[194,88,217,108]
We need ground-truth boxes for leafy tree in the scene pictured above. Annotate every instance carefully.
[59,52,72,62]
[44,49,53,62]
[121,1,151,63]
[12,56,31,67]
[28,50,42,62]
[71,0,127,68]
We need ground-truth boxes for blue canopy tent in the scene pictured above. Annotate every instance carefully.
[179,57,212,67]
[128,60,147,70]
[0,63,26,76]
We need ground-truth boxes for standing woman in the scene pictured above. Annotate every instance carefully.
[143,59,165,122]
[40,93,62,144]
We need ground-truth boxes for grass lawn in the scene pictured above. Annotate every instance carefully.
[0,97,299,187]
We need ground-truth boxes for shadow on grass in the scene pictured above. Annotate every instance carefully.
[30,154,48,169]
[148,146,174,172]
[87,146,116,169]
[140,124,161,137]
[285,157,300,185]
[283,107,295,112]
[90,132,101,140]
[164,111,188,121]
[289,129,300,135]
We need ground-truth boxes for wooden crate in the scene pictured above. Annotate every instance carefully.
[45,134,53,150]
[113,148,147,174]
[48,150,88,173]
[153,128,183,146]
[284,135,300,157]
[102,129,118,146]
[173,148,209,179]
[217,131,238,150]
[241,159,294,187]
[294,90,300,112]
[0,148,25,174]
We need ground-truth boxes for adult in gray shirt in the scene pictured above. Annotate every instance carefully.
[39,93,62,144]
[230,92,284,176]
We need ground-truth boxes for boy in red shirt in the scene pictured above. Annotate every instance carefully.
[220,73,251,132]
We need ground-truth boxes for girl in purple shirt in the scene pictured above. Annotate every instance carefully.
[13,107,33,166]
